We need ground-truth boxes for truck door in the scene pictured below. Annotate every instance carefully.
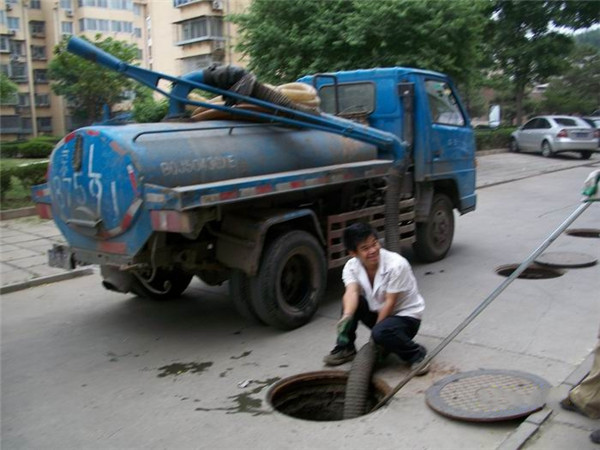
[422,78,472,176]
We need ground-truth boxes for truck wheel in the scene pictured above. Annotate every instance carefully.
[130,268,193,300]
[413,193,454,262]
[250,231,326,330]
[229,270,264,324]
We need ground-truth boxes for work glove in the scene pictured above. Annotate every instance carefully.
[336,314,354,346]
[582,169,600,202]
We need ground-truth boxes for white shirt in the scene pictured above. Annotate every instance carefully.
[342,248,425,320]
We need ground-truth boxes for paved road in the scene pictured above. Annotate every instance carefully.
[1,152,599,449]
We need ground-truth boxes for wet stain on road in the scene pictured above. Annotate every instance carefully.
[230,351,252,360]
[157,362,213,378]
[195,377,281,415]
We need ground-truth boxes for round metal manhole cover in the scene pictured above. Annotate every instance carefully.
[535,251,597,269]
[425,370,551,422]
[565,228,600,239]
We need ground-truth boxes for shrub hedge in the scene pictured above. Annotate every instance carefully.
[11,161,49,192]
[1,136,60,158]
[0,168,12,200]
[474,127,517,151]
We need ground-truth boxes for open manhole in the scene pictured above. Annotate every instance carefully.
[535,251,597,269]
[565,228,600,239]
[268,371,390,421]
[425,369,551,422]
[495,263,564,279]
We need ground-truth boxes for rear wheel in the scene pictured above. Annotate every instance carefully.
[250,230,326,330]
[130,267,193,300]
[413,193,455,262]
[229,270,264,324]
[580,151,592,160]
[541,141,554,158]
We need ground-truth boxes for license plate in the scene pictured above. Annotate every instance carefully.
[574,132,589,138]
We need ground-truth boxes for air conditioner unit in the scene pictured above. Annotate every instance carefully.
[65,9,73,17]
[6,4,12,11]
[9,30,16,36]
[212,0,223,11]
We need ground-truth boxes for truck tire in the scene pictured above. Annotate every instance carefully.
[343,340,377,419]
[130,268,193,300]
[229,270,264,324]
[413,193,454,262]
[250,230,326,330]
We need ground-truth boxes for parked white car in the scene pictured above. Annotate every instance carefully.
[510,115,599,159]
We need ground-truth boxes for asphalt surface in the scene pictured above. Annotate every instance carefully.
[1,151,599,449]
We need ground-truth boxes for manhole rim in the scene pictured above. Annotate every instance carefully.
[534,251,598,269]
[267,370,391,421]
[565,228,600,238]
[425,369,552,422]
[495,263,565,279]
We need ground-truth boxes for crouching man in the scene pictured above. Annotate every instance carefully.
[323,222,429,375]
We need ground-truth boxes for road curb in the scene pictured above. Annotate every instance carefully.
[496,353,594,450]
[0,267,95,295]
[0,206,37,221]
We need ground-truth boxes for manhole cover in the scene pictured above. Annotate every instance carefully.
[425,370,551,422]
[566,228,600,239]
[535,251,597,268]
[268,371,389,421]
[495,264,564,279]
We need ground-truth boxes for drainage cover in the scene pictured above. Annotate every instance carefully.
[535,251,597,269]
[268,371,389,421]
[425,369,551,422]
[566,228,600,239]
[495,264,564,279]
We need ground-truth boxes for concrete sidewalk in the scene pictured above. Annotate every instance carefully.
[0,151,599,449]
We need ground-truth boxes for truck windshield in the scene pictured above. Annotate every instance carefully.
[425,80,465,127]
[319,82,375,116]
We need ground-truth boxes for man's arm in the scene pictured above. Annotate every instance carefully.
[341,283,360,317]
[377,292,400,323]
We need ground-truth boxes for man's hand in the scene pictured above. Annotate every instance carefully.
[583,169,600,201]
[336,314,353,346]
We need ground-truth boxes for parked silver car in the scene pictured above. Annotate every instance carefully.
[510,115,599,159]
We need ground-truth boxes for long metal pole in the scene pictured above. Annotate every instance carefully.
[371,200,594,413]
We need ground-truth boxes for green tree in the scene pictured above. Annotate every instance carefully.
[132,86,168,123]
[542,46,600,115]
[490,0,600,125]
[48,34,138,123]
[232,0,489,88]
[0,72,18,104]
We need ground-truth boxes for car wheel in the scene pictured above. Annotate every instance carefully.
[413,193,455,262]
[541,141,554,158]
[580,151,592,160]
[250,230,326,330]
[509,138,520,153]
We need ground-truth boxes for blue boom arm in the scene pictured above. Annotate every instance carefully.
[67,37,405,160]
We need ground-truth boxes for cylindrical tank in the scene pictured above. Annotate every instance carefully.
[48,120,377,240]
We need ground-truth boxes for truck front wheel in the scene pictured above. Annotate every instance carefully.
[413,193,455,262]
[250,231,326,330]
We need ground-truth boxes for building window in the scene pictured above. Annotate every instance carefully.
[35,94,50,107]
[180,17,223,42]
[0,11,6,26]
[22,117,32,131]
[181,54,214,73]
[111,20,132,33]
[33,69,48,83]
[9,62,27,81]
[134,27,141,38]
[0,36,10,53]
[30,0,42,9]
[38,117,53,130]
[60,0,73,8]
[31,45,46,60]
[61,21,73,35]
[79,18,109,32]
[18,93,30,107]
[109,0,132,10]
[8,17,20,31]
[133,3,141,15]
[174,0,200,7]
[136,48,142,60]
[10,40,24,56]
[78,0,108,7]
[30,21,46,37]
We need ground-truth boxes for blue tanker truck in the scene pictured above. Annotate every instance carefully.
[32,37,476,330]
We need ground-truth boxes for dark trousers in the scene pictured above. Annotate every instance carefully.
[337,296,424,363]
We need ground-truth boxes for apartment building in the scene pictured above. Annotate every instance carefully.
[0,0,249,141]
